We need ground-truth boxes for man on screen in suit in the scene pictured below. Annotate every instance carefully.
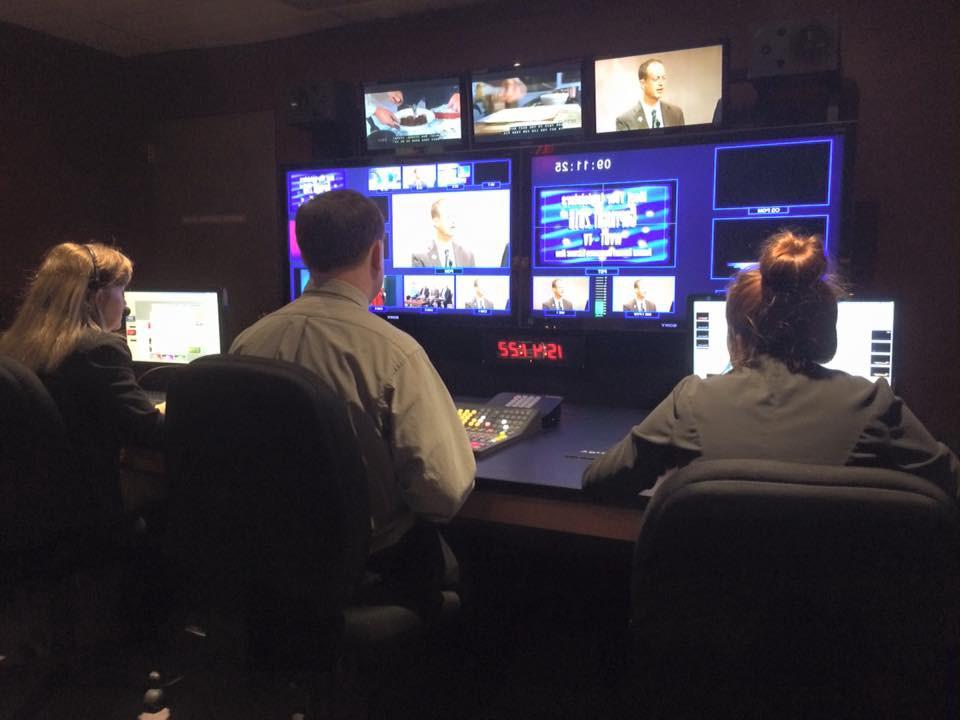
[411,199,476,268]
[615,59,685,131]
[623,279,657,312]
[464,279,494,310]
[542,278,573,312]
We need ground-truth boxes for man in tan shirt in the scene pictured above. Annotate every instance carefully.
[230,189,475,608]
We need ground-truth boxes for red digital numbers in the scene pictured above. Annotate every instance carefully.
[496,339,565,363]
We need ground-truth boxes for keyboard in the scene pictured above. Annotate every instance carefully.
[457,402,540,458]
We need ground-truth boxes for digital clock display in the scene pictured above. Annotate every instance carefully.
[498,340,564,361]
[488,336,585,367]
[553,158,612,173]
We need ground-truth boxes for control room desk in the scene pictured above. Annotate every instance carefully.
[457,404,649,542]
[121,405,649,543]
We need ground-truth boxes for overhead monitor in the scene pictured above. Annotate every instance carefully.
[690,297,895,384]
[123,290,224,364]
[363,76,463,151]
[527,128,848,330]
[285,156,513,319]
[470,60,583,144]
[594,43,724,134]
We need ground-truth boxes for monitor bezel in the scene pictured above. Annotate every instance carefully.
[521,121,857,335]
[122,287,228,370]
[685,293,898,386]
[279,148,525,332]
[360,74,468,155]
[467,57,588,148]
[591,40,728,138]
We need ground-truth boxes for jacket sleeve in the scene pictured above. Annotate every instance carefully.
[582,375,702,495]
[850,380,960,499]
[387,348,475,521]
[86,335,164,448]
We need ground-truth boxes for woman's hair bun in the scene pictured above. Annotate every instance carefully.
[758,231,827,293]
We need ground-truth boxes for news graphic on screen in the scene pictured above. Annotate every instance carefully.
[690,298,895,383]
[471,60,582,143]
[528,130,846,329]
[594,44,723,134]
[286,157,513,318]
[363,77,463,151]
[124,290,223,364]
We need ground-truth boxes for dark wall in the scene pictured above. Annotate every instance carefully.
[2,0,957,445]
[0,23,133,327]
[127,0,960,445]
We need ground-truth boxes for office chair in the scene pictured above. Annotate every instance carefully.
[0,355,95,585]
[630,459,959,720]
[161,354,444,713]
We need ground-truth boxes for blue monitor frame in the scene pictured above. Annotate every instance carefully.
[282,151,521,327]
[525,124,854,332]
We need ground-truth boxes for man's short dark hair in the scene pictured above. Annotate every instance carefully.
[637,58,663,81]
[295,189,383,273]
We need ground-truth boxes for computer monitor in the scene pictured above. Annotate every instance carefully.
[363,76,464,152]
[123,290,224,364]
[690,297,895,383]
[285,155,514,318]
[594,43,724,134]
[527,127,848,330]
[470,59,583,144]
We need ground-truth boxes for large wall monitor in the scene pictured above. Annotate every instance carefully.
[363,77,463,151]
[285,157,513,318]
[527,129,847,330]
[470,60,583,144]
[124,290,224,364]
[690,297,895,383]
[594,44,723,134]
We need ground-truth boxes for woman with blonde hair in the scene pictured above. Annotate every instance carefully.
[0,242,164,520]
[584,230,959,498]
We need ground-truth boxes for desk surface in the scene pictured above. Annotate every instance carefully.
[475,403,645,492]
[458,403,649,542]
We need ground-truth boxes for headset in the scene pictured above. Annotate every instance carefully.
[82,244,105,290]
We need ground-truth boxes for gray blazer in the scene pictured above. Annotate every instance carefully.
[615,101,685,131]
[583,355,960,498]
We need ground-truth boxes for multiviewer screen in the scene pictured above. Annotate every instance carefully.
[691,298,895,383]
[124,290,223,364]
[286,158,513,317]
[527,132,845,330]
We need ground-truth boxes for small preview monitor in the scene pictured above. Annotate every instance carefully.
[363,77,463,151]
[594,43,723,134]
[124,290,224,364]
[527,128,847,331]
[689,297,895,384]
[285,156,513,319]
[470,60,583,143]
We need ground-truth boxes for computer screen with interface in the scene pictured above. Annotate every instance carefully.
[286,156,513,318]
[527,129,847,330]
[124,290,223,364]
[690,297,895,383]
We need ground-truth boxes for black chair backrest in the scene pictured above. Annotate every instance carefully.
[0,355,89,563]
[163,354,371,639]
[632,458,959,714]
